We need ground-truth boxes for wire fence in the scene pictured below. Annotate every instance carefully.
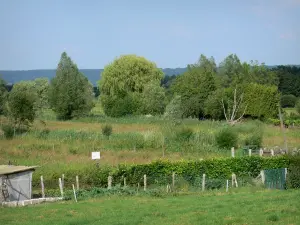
[31,173,267,200]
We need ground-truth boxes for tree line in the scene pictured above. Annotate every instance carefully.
[0,52,300,129]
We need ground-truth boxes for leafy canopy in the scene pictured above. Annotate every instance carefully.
[99,55,164,117]
[171,54,216,118]
[7,81,37,127]
[49,52,94,120]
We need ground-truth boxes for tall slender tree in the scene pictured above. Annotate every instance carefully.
[49,52,94,120]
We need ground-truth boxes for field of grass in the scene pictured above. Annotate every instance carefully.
[1,188,299,225]
[1,112,300,177]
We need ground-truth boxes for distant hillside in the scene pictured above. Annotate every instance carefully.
[0,68,187,86]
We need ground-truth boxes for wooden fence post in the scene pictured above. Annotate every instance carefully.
[260,170,265,184]
[202,174,206,191]
[284,168,288,180]
[271,149,274,156]
[172,172,175,190]
[249,149,252,156]
[40,176,45,198]
[144,175,147,191]
[72,184,77,203]
[108,176,112,189]
[124,177,127,187]
[231,147,235,157]
[259,148,263,157]
[76,176,79,190]
[62,174,65,189]
[231,173,238,188]
[59,178,64,198]
[226,180,229,192]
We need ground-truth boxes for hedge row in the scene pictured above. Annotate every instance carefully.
[267,118,300,126]
[33,156,289,188]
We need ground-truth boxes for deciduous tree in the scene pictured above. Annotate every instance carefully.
[49,52,94,120]
[99,55,164,117]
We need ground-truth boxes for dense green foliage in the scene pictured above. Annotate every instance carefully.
[286,154,300,189]
[6,82,37,127]
[32,157,289,188]
[244,132,263,148]
[204,89,225,120]
[172,55,216,118]
[49,52,94,120]
[0,76,8,114]
[281,94,297,108]
[102,124,113,139]
[276,66,300,97]
[99,55,164,117]
[218,55,278,88]
[215,127,238,149]
[1,124,14,139]
[244,83,279,119]
[140,82,166,115]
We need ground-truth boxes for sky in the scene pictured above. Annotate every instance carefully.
[0,0,299,70]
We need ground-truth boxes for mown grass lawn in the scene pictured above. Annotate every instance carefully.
[1,189,300,225]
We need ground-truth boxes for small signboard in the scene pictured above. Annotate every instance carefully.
[92,152,100,160]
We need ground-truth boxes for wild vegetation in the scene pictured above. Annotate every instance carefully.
[0,52,300,182]
[0,52,300,225]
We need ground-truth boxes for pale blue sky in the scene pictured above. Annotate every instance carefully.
[0,0,299,70]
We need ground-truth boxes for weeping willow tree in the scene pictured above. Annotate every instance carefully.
[99,55,164,117]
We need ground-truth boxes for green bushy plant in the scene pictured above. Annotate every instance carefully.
[281,94,297,108]
[215,127,238,149]
[244,132,263,148]
[32,157,289,190]
[102,124,113,139]
[1,124,14,139]
[175,127,194,142]
[286,154,300,189]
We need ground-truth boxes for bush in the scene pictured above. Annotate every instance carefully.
[32,156,289,189]
[281,94,297,108]
[102,124,112,139]
[244,132,263,148]
[1,124,14,139]
[286,154,300,189]
[215,127,238,149]
[175,127,194,142]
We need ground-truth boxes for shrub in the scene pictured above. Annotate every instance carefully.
[175,127,194,142]
[244,132,263,148]
[281,94,297,108]
[286,154,300,189]
[215,127,238,149]
[69,147,78,155]
[102,124,112,139]
[32,156,289,189]
[1,124,14,139]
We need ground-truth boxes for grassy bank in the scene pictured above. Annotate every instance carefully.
[1,189,300,225]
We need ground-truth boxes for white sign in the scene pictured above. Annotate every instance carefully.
[92,152,100,160]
